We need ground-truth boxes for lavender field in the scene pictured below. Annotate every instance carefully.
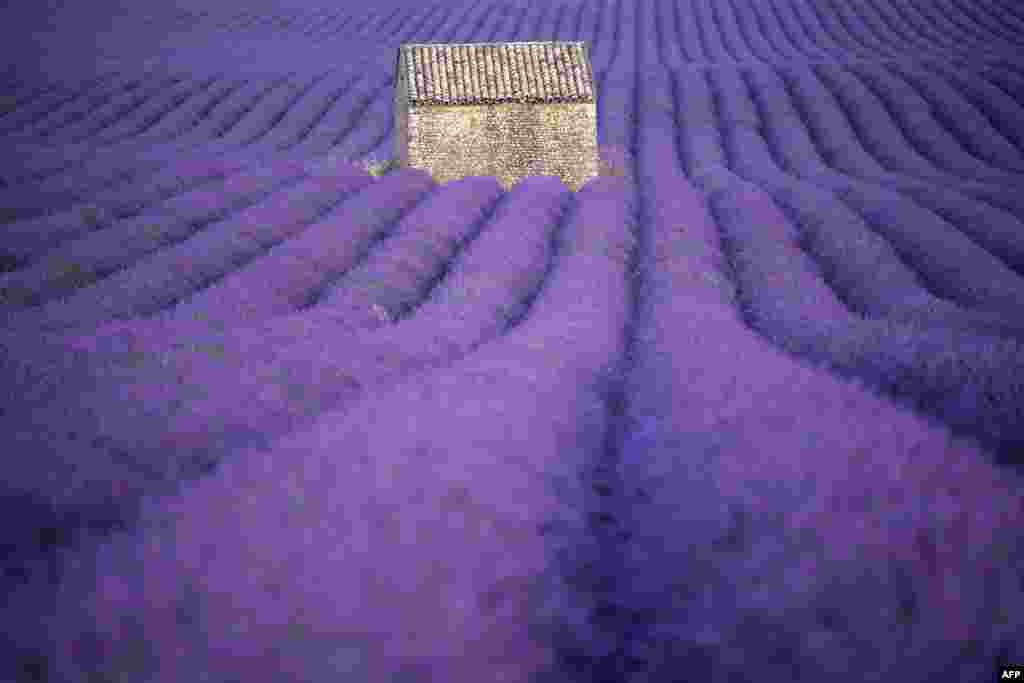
[1,0,1023,680]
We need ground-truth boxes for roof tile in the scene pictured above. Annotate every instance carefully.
[396,41,594,105]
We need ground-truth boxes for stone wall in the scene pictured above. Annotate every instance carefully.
[393,101,598,192]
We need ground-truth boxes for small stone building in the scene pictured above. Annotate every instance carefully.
[393,41,599,191]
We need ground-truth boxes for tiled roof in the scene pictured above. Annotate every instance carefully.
[396,41,595,105]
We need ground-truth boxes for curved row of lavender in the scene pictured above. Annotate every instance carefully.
[2,0,1023,680]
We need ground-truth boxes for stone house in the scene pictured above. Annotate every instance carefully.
[393,41,598,191]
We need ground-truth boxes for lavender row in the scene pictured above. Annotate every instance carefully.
[2,69,346,181]
[0,173,569,558]
[769,182,1024,340]
[1,67,372,204]
[826,0,913,58]
[607,157,1023,680]
[667,58,1024,456]
[0,77,285,219]
[739,61,1024,302]
[246,70,366,152]
[584,0,618,73]
[762,0,834,60]
[2,164,410,332]
[351,176,571,361]
[709,0,759,61]
[724,0,789,62]
[839,0,928,56]
[0,76,149,143]
[0,174,529,541]
[911,0,1024,50]
[190,73,329,152]
[707,65,1024,321]
[76,77,224,147]
[845,61,1024,180]
[710,181,1024,464]
[0,75,274,174]
[921,59,1024,155]
[890,60,1024,168]
[150,174,497,334]
[772,60,1024,220]
[745,60,1024,211]
[651,0,700,65]
[809,0,881,58]
[0,74,119,137]
[20,76,188,147]
[288,1,457,158]
[810,61,1024,192]
[0,80,57,118]
[5,8,441,226]
[0,147,317,269]
[304,176,504,333]
[0,156,312,309]
[595,0,635,160]
[58,173,567,390]
[36,174,633,683]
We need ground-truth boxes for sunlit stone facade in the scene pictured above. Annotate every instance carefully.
[394,41,599,191]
